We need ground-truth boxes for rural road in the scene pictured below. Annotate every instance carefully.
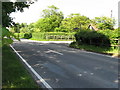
[12,39,119,89]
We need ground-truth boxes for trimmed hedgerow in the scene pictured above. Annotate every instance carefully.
[75,30,111,47]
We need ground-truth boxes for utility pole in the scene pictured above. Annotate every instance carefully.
[111,10,113,18]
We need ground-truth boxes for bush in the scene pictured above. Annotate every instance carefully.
[98,29,119,45]
[75,30,110,47]
[24,33,32,39]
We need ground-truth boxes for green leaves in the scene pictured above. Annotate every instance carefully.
[1,27,20,47]
[92,16,116,30]
[34,5,64,32]
[2,2,31,27]
[75,30,111,47]
[60,14,90,32]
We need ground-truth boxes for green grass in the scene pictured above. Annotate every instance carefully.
[2,45,40,88]
[69,42,119,56]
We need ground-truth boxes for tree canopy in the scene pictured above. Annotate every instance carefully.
[34,5,64,32]
[92,16,116,30]
[2,2,31,27]
[59,13,91,32]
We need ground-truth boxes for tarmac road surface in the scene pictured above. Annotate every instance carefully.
[12,39,119,88]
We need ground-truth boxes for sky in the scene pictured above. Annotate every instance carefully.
[10,0,119,27]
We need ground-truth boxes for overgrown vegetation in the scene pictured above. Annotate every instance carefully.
[2,45,40,88]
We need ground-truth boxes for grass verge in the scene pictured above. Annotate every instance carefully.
[2,45,40,88]
[69,42,119,57]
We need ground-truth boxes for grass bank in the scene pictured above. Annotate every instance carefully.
[2,45,40,88]
[69,42,119,57]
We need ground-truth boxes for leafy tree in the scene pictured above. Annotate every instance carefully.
[92,16,116,30]
[2,2,30,27]
[60,13,91,32]
[27,23,35,33]
[1,1,36,46]
[41,5,63,18]
[34,5,64,32]
[10,23,21,33]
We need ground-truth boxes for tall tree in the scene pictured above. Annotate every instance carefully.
[60,13,90,32]
[35,5,64,32]
[92,16,116,30]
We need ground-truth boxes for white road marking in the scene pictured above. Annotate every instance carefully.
[45,49,63,55]
[90,73,94,75]
[114,80,119,83]
[78,74,82,77]
[10,45,53,90]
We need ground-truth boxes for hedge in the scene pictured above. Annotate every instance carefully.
[14,32,75,40]
[75,30,111,47]
[75,29,119,47]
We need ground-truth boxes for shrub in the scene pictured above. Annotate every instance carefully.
[75,30,110,47]
[24,33,32,39]
[98,29,119,45]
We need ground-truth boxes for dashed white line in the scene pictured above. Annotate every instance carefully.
[10,45,53,90]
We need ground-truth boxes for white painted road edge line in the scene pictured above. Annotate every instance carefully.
[10,45,53,90]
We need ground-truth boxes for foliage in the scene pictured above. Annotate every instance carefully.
[2,2,30,27]
[10,23,34,33]
[34,5,64,32]
[59,13,91,32]
[24,33,32,39]
[2,2,36,46]
[75,30,111,47]
[92,16,116,30]
[98,29,119,39]
[1,27,19,47]
[98,29,119,45]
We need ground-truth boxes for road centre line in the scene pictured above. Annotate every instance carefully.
[10,45,53,90]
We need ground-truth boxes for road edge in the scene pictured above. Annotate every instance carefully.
[10,45,53,90]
